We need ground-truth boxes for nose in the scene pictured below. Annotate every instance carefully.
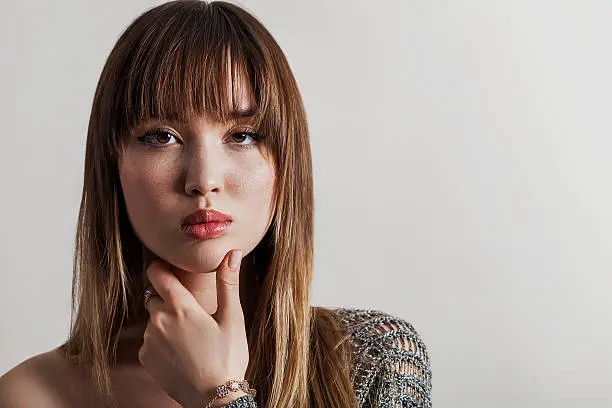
[184,146,223,197]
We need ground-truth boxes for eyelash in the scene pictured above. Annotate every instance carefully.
[136,128,264,150]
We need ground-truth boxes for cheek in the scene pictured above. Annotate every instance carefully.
[228,160,275,254]
[119,156,173,220]
[231,159,275,206]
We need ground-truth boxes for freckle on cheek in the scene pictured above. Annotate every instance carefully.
[245,166,273,192]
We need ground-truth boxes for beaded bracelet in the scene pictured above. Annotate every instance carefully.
[204,379,257,408]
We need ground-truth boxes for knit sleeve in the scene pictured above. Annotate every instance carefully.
[221,394,258,407]
[334,308,433,408]
[371,313,432,408]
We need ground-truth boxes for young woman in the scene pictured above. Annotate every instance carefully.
[0,1,432,407]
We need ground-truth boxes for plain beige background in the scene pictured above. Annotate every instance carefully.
[1,0,611,406]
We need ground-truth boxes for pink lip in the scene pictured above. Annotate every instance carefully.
[182,209,232,225]
[181,221,231,240]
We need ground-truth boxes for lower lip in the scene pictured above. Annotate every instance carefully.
[181,221,231,239]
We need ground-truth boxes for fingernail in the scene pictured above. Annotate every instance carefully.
[229,250,242,269]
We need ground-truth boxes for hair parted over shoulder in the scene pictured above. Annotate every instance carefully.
[59,1,358,407]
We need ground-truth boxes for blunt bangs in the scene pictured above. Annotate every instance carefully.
[108,1,278,149]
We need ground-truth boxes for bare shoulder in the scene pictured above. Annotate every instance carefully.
[0,348,75,408]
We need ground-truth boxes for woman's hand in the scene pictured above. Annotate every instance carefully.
[139,250,249,408]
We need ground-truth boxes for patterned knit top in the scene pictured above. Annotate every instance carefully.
[222,308,433,408]
[333,308,433,408]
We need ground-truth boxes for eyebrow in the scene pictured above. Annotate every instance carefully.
[219,108,257,128]
[227,107,257,120]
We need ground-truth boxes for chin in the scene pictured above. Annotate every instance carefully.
[153,237,240,273]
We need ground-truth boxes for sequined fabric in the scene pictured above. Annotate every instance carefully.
[220,308,432,408]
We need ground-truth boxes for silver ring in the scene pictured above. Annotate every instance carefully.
[144,288,158,308]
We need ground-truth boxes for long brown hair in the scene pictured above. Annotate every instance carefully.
[59,1,358,407]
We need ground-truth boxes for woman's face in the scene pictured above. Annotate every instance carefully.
[118,105,275,274]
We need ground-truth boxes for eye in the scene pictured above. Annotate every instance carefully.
[136,128,180,147]
[229,130,264,150]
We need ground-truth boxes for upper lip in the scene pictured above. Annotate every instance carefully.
[182,209,232,225]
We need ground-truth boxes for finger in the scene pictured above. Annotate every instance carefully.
[215,249,244,327]
[139,320,157,367]
[144,293,164,313]
[146,259,196,309]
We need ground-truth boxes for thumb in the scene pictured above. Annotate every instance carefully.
[215,249,244,326]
